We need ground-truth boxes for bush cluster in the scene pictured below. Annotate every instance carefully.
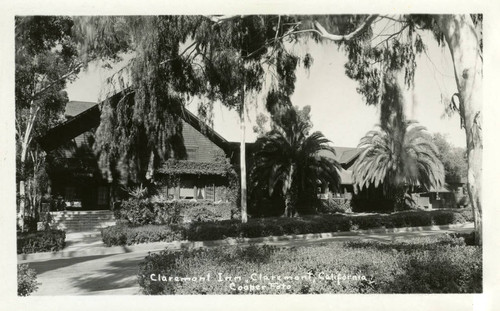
[17,229,66,254]
[17,264,39,296]
[115,199,234,226]
[101,224,184,246]
[457,208,474,222]
[137,235,481,294]
[186,210,467,241]
[317,198,352,214]
[101,209,469,246]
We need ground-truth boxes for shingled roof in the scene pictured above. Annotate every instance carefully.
[64,101,98,117]
[38,103,101,151]
[316,146,363,185]
[37,93,231,153]
[317,146,363,167]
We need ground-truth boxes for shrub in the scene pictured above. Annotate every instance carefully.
[138,235,481,294]
[116,198,156,225]
[18,264,39,296]
[17,230,66,254]
[317,198,352,214]
[388,211,433,228]
[448,232,477,246]
[152,202,184,225]
[184,210,467,241]
[101,224,184,246]
[23,216,39,233]
[184,206,218,222]
[184,220,240,241]
[429,209,466,225]
[102,209,469,246]
[389,243,482,293]
[115,199,233,225]
[457,208,474,222]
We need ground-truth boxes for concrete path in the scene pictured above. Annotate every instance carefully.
[20,223,474,295]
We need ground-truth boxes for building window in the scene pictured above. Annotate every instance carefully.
[205,183,215,201]
[180,179,195,199]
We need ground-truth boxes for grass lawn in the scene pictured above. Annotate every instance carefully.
[138,233,481,294]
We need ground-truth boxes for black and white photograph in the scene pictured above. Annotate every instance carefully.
[2,0,499,310]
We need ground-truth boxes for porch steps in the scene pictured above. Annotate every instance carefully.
[49,210,116,233]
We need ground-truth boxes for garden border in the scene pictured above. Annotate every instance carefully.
[18,222,473,262]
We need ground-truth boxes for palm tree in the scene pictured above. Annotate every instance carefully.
[353,120,444,211]
[251,106,341,217]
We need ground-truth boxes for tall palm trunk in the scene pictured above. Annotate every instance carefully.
[437,15,482,245]
[393,186,408,212]
[284,186,297,217]
[283,164,298,217]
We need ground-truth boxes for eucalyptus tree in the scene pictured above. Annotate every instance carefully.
[282,14,483,244]
[211,15,482,235]
[15,16,83,229]
[212,14,482,229]
[75,15,483,240]
[75,16,310,223]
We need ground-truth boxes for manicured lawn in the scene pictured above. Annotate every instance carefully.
[138,234,481,294]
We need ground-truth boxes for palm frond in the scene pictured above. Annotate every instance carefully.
[353,121,444,192]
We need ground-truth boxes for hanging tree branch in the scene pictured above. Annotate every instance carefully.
[313,15,379,42]
[31,62,84,101]
[208,15,243,24]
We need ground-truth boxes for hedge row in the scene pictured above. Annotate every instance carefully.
[101,224,183,247]
[17,230,66,254]
[137,235,482,294]
[114,199,235,226]
[186,209,468,241]
[102,209,468,246]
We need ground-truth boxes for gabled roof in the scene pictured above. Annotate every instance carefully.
[37,92,231,153]
[64,101,98,117]
[316,147,363,185]
[317,146,363,167]
[179,107,229,154]
[38,104,101,151]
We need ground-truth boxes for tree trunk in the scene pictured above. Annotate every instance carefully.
[240,89,248,223]
[283,165,298,217]
[18,142,28,231]
[437,15,482,245]
[18,104,39,231]
[284,182,298,217]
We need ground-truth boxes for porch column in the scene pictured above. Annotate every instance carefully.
[175,185,180,200]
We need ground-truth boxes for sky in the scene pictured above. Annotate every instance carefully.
[65,24,465,148]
